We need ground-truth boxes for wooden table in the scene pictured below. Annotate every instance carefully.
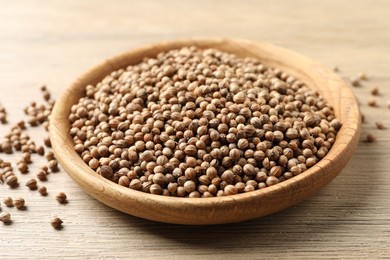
[1,0,389,258]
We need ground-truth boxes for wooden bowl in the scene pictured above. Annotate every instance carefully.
[50,39,360,225]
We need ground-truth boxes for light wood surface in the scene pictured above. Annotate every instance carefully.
[0,0,389,258]
[50,38,360,225]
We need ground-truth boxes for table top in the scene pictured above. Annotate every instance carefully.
[0,0,389,259]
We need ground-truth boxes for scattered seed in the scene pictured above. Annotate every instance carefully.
[375,122,386,130]
[13,198,25,209]
[350,77,360,87]
[38,186,48,196]
[366,133,376,143]
[3,197,13,207]
[0,212,11,224]
[26,178,38,190]
[368,99,377,107]
[56,192,67,204]
[371,87,379,96]
[50,217,63,230]
[358,72,367,81]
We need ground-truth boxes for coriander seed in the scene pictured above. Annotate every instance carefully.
[38,186,48,196]
[56,192,67,204]
[13,198,25,209]
[0,212,11,224]
[3,197,13,207]
[366,133,376,143]
[50,217,63,230]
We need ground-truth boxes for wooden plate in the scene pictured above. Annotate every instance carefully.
[50,39,360,225]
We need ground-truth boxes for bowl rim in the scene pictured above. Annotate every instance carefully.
[50,38,361,224]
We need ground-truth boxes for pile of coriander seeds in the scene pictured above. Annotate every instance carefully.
[69,47,341,198]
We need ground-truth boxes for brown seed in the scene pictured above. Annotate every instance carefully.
[350,77,360,87]
[371,87,379,96]
[48,159,59,172]
[0,212,11,224]
[38,186,48,196]
[266,176,279,186]
[6,175,18,188]
[37,170,47,181]
[100,165,113,179]
[50,217,63,230]
[183,180,196,193]
[13,198,25,209]
[224,185,238,195]
[129,179,142,190]
[44,136,51,147]
[26,179,38,190]
[3,197,13,207]
[56,192,67,204]
[17,162,29,173]
[358,72,367,81]
[375,122,386,130]
[366,133,376,143]
[368,99,377,107]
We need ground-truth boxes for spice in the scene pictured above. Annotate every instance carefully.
[376,122,386,130]
[350,77,360,87]
[26,178,38,190]
[366,133,376,143]
[13,198,25,209]
[368,99,377,107]
[0,212,11,224]
[69,47,341,197]
[6,175,18,188]
[50,217,63,230]
[56,192,67,204]
[3,197,13,207]
[38,186,48,196]
[358,72,367,81]
[0,104,7,124]
[371,87,379,96]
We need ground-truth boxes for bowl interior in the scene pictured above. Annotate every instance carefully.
[50,39,360,225]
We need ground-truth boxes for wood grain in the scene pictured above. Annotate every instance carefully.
[0,0,389,258]
[50,39,360,225]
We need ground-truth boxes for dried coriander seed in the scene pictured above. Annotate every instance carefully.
[56,192,67,204]
[371,87,379,96]
[13,198,25,209]
[376,122,386,130]
[3,197,13,207]
[366,133,376,143]
[26,178,38,190]
[38,186,48,196]
[0,212,11,224]
[50,217,63,230]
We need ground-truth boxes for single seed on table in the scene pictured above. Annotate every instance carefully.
[17,162,28,173]
[368,99,377,107]
[45,151,55,161]
[0,212,11,224]
[48,159,59,172]
[44,136,51,147]
[358,72,367,81]
[3,197,13,207]
[26,178,38,190]
[50,217,63,230]
[366,133,376,143]
[37,169,47,181]
[38,186,48,196]
[371,87,379,96]
[376,122,386,130]
[56,192,67,204]
[13,198,25,209]
[350,77,360,87]
[6,175,18,188]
